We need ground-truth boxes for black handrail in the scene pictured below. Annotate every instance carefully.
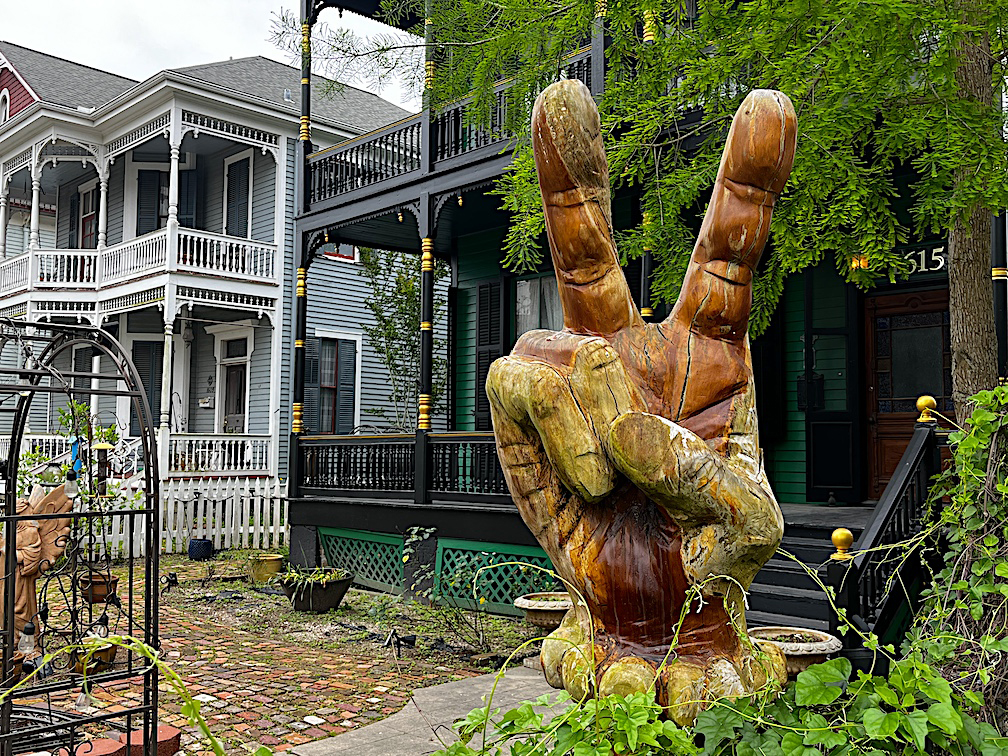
[828,419,942,662]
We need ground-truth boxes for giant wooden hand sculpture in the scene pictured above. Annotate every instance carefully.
[487,81,797,723]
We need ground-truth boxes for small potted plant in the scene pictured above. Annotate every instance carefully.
[78,571,120,604]
[248,553,285,584]
[275,566,354,613]
[748,625,842,677]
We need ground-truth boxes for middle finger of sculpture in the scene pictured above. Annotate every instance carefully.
[487,80,797,723]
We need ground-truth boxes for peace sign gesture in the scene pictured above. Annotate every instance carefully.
[487,80,797,721]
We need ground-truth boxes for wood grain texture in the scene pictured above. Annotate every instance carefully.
[489,80,797,721]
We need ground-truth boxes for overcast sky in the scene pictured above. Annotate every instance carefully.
[2,0,418,110]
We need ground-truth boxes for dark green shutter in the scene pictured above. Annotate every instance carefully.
[475,282,502,431]
[67,192,79,249]
[225,157,249,238]
[130,341,164,437]
[178,169,197,229]
[336,339,357,434]
[303,337,321,433]
[73,347,92,402]
[136,170,160,235]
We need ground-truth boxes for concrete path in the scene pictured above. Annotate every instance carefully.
[291,666,554,756]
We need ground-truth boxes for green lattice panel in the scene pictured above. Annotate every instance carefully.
[318,527,404,593]
[434,538,561,615]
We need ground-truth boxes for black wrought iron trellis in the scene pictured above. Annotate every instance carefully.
[0,319,160,756]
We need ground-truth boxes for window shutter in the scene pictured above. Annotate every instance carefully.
[225,158,249,238]
[73,347,92,398]
[303,337,321,434]
[178,169,198,229]
[136,170,160,235]
[475,282,502,431]
[130,341,163,437]
[336,339,357,434]
[67,192,79,250]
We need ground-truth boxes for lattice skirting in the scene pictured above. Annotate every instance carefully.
[318,527,404,593]
[434,538,559,616]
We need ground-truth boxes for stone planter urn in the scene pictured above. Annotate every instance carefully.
[249,553,284,584]
[280,570,355,613]
[748,626,843,678]
[514,592,573,632]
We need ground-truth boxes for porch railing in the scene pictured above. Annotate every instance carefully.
[828,418,944,660]
[168,434,273,475]
[296,431,511,505]
[300,434,416,493]
[306,47,593,207]
[0,228,278,300]
[176,228,275,282]
[0,434,73,463]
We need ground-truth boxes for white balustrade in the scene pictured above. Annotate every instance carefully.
[35,249,98,287]
[176,228,276,282]
[0,255,29,296]
[99,229,168,285]
[168,434,273,474]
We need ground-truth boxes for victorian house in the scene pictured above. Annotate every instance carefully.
[0,41,410,498]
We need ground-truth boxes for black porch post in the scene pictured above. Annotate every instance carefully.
[299,2,314,214]
[590,0,606,98]
[289,252,308,496]
[415,231,435,505]
[992,212,1007,380]
[641,212,653,319]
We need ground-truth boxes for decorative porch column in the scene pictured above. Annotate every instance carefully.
[168,144,180,229]
[0,188,7,258]
[418,238,435,431]
[158,321,174,480]
[28,171,40,251]
[96,173,109,250]
[299,18,312,214]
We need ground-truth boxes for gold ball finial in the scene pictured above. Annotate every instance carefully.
[916,395,937,423]
[830,528,854,561]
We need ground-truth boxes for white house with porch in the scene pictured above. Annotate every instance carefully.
[0,41,410,497]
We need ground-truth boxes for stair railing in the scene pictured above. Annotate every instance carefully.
[827,396,944,664]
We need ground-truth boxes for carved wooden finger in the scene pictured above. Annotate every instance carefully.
[532,80,641,336]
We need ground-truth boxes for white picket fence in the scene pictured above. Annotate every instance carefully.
[93,477,287,559]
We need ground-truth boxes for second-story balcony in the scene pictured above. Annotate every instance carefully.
[0,226,277,299]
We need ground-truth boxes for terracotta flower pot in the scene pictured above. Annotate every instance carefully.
[748,625,843,678]
[79,573,119,604]
[280,571,354,613]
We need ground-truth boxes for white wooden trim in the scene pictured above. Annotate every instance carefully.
[205,319,255,433]
[311,327,362,432]
[222,148,254,239]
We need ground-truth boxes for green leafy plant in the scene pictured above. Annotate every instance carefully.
[273,566,352,591]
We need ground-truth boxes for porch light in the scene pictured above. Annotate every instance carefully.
[182,323,194,346]
[850,254,869,270]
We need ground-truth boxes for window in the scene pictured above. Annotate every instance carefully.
[79,185,98,249]
[515,275,563,337]
[0,89,9,123]
[304,337,357,434]
[223,150,253,239]
[136,170,169,235]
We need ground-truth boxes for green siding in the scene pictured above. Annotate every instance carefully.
[455,227,506,430]
[764,274,807,504]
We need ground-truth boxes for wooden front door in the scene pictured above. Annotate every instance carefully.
[222,363,246,433]
[865,289,951,498]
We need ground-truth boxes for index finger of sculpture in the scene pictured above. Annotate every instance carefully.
[532,80,641,337]
[668,90,797,340]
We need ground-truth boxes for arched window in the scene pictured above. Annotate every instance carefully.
[0,89,9,123]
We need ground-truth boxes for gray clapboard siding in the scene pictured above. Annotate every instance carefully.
[56,182,71,249]
[187,326,217,434]
[249,323,272,434]
[107,159,125,246]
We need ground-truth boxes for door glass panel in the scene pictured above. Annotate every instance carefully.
[812,334,847,411]
[891,325,943,400]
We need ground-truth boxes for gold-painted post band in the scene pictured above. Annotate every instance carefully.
[296,268,307,297]
[830,528,854,561]
[421,238,434,271]
[420,321,433,331]
[641,308,654,317]
[300,116,310,142]
[417,393,431,430]
[993,267,1008,280]
[425,60,436,90]
[643,10,657,42]
[295,339,304,348]
[916,395,937,423]
[291,402,304,434]
[595,0,607,18]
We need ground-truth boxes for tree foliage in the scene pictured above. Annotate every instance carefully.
[358,247,448,432]
[286,0,1008,339]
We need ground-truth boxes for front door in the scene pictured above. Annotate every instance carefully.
[222,363,246,433]
[865,289,951,498]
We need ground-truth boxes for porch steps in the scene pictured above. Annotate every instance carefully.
[746,504,871,633]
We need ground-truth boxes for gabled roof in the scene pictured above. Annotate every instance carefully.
[0,40,137,110]
[171,56,411,133]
